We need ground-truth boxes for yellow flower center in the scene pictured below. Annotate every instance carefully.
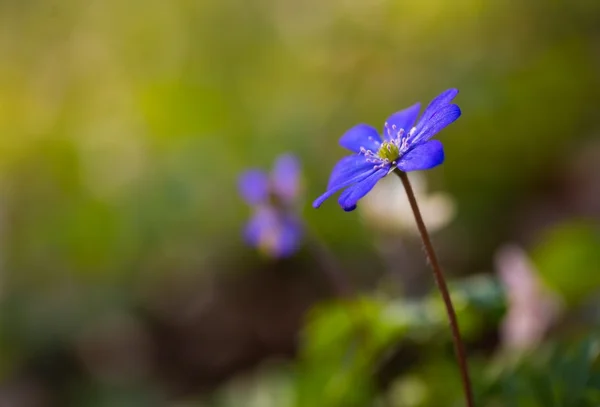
[377,141,400,162]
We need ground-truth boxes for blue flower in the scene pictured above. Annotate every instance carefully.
[238,154,303,258]
[313,89,461,212]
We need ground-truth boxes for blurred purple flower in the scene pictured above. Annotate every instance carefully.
[238,154,303,258]
[313,89,461,211]
[495,244,562,351]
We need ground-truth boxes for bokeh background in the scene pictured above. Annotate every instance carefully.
[1,0,599,406]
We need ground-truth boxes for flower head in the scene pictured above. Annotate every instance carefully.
[238,154,303,258]
[313,89,461,211]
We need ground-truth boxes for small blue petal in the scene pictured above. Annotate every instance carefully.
[244,208,272,246]
[326,154,375,190]
[339,124,381,153]
[411,104,461,144]
[396,140,445,172]
[419,88,459,123]
[313,160,377,208]
[337,167,388,211]
[239,170,269,205]
[272,154,301,202]
[272,215,303,258]
[244,207,302,258]
[383,103,421,140]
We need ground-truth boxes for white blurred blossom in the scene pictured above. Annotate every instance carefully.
[495,244,562,351]
[359,172,455,234]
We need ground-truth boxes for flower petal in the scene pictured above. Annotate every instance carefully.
[420,88,459,123]
[244,207,302,258]
[339,124,381,153]
[411,104,461,144]
[383,103,421,140]
[326,154,375,190]
[273,215,303,258]
[313,158,377,208]
[338,168,388,211]
[396,140,445,172]
[244,207,275,247]
[272,154,301,202]
[239,170,269,205]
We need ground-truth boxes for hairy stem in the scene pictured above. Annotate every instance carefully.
[394,169,474,407]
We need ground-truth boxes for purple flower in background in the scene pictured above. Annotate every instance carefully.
[313,89,461,212]
[238,154,303,258]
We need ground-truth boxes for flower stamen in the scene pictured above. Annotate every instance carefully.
[377,141,400,162]
[360,125,413,170]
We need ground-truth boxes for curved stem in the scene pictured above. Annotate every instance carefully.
[394,169,474,407]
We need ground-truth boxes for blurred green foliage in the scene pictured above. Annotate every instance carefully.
[481,336,600,406]
[533,221,600,305]
[294,276,504,407]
